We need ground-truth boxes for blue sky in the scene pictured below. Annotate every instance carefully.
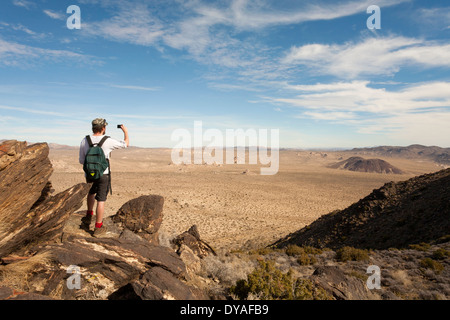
[0,0,449,148]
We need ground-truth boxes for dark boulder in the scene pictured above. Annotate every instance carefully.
[112,195,164,245]
[310,266,378,300]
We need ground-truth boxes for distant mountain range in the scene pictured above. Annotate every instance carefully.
[347,144,450,165]
[2,140,449,164]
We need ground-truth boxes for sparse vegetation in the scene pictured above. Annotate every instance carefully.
[285,244,304,256]
[409,242,431,251]
[296,252,317,266]
[420,258,445,274]
[229,260,331,300]
[335,247,370,262]
[431,248,450,260]
[284,245,321,265]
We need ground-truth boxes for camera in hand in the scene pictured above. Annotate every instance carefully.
[117,124,123,129]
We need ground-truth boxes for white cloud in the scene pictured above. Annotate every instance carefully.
[300,111,357,121]
[0,22,35,35]
[417,7,450,31]
[43,9,66,20]
[190,0,410,30]
[0,104,65,117]
[12,0,34,9]
[79,0,412,75]
[272,80,450,114]
[266,80,450,146]
[82,3,164,46]
[0,37,100,67]
[109,84,161,91]
[282,36,450,78]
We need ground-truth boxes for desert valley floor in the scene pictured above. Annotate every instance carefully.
[49,147,445,252]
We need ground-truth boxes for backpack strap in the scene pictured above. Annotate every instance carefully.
[86,135,94,148]
[97,135,112,195]
[86,135,109,148]
[98,136,110,147]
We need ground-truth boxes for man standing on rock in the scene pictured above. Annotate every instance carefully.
[79,118,129,237]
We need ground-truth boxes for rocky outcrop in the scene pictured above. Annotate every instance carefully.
[273,168,450,250]
[0,141,54,220]
[172,225,217,258]
[0,183,90,257]
[0,140,27,171]
[0,140,90,257]
[0,140,215,300]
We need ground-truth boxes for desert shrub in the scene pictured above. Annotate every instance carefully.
[293,278,331,300]
[251,247,276,255]
[420,258,444,274]
[230,260,294,300]
[409,242,431,251]
[431,248,450,260]
[296,252,317,266]
[285,245,303,256]
[229,260,330,300]
[284,245,320,265]
[335,247,369,262]
[201,254,254,286]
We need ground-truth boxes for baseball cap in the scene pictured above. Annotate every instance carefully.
[92,118,108,127]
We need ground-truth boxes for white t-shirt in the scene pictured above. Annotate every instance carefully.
[79,135,127,174]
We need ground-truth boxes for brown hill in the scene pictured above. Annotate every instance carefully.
[273,168,450,250]
[329,156,404,174]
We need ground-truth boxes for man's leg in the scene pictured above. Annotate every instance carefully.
[81,189,96,230]
[93,174,109,236]
[87,193,96,212]
[96,201,105,225]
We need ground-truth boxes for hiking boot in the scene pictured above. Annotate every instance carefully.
[80,215,93,230]
[93,225,108,238]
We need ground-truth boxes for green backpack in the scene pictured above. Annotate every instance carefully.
[83,135,110,182]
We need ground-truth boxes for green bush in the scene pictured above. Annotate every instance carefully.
[335,247,369,262]
[431,248,450,260]
[285,245,303,256]
[229,260,331,300]
[420,258,444,273]
[296,252,317,265]
[293,278,331,300]
[284,245,321,265]
[409,242,431,251]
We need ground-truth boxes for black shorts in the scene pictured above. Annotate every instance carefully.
[88,174,110,202]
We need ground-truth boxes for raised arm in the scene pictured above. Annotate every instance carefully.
[119,125,129,147]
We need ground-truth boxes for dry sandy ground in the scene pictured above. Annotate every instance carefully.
[49,147,443,252]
